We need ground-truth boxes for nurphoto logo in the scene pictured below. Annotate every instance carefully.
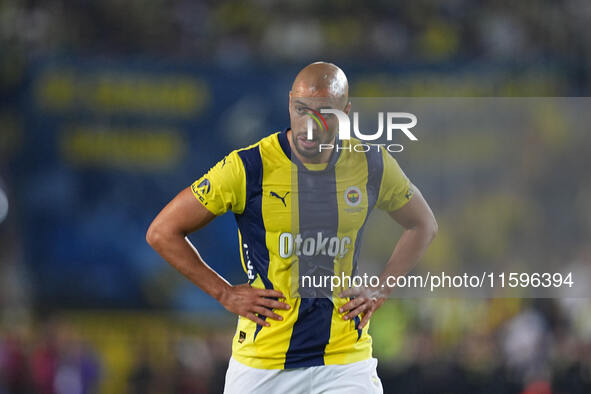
[306,109,418,152]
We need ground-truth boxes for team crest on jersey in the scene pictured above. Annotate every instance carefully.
[344,186,362,207]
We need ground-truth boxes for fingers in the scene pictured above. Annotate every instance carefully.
[246,312,269,327]
[339,297,364,313]
[244,303,284,327]
[255,288,285,298]
[252,287,290,311]
[358,309,374,329]
[339,297,380,321]
[344,303,367,321]
[351,299,384,328]
[252,306,283,321]
[259,298,291,310]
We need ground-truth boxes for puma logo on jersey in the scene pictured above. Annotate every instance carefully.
[269,191,290,207]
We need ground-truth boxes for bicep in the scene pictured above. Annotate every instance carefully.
[388,184,436,231]
[151,187,217,236]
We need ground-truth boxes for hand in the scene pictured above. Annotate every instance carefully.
[338,287,386,329]
[220,283,291,327]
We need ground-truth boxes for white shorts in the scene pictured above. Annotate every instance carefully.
[224,357,383,394]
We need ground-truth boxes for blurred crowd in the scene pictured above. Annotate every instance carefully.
[2,296,591,393]
[372,296,591,394]
[0,316,231,394]
[0,322,100,394]
[1,0,591,71]
[1,0,591,393]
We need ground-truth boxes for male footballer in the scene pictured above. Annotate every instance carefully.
[147,62,437,393]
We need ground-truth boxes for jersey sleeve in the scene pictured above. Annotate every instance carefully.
[190,150,246,215]
[376,149,413,212]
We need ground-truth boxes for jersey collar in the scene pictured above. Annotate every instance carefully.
[277,128,342,171]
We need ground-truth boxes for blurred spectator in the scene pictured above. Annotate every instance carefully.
[31,329,58,394]
[128,348,155,394]
[0,334,28,394]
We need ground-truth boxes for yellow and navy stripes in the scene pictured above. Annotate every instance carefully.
[190,129,411,369]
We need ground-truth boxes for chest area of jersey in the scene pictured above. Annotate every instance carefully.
[258,166,372,235]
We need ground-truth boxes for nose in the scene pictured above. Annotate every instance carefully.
[306,117,321,139]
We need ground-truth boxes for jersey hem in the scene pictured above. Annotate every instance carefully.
[231,350,373,370]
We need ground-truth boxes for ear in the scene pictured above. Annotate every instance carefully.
[344,101,352,115]
[288,91,293,115]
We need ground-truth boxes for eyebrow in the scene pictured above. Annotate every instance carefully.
[293,100,334,110]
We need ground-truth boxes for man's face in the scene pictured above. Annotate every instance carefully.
[289,96,347,159]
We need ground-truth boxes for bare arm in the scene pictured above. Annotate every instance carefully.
[146,187,289,326]
[340,184,437,327]
[380,184,438,291]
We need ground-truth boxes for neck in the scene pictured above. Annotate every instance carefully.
[286,129,335,164]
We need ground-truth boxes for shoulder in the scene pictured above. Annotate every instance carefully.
[234,131,284,169]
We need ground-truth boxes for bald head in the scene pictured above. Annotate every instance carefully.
[287,62,351,162]
[291,62,348,102]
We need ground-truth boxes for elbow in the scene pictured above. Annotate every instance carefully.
[427,216,438,243]
[408,218,437,244]
[416,215,438,244]
[146,221,164,249]
[146,219,186,250]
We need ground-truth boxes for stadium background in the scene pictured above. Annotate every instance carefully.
[1,0,591,393]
